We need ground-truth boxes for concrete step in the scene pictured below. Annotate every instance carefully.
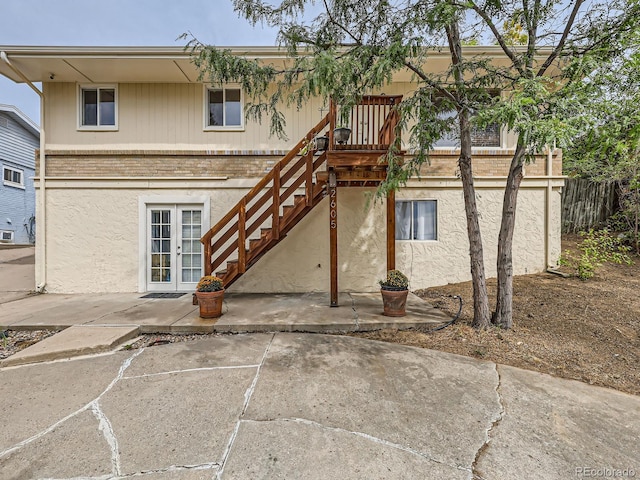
[0,325,140,367]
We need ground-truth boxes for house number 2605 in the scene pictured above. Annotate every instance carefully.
[329,188,337,229]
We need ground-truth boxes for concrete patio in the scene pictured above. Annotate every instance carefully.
[1,333,638,480]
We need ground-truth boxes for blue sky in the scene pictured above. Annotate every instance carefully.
[0,0,279,124]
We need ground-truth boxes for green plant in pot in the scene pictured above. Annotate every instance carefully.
[195,275,225,318]
[379,269,409,317]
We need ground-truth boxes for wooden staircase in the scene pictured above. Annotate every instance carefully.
[200,95,404,292]
[201,114,331,288]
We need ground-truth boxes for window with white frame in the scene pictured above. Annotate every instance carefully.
[3,165,24,188]
[396,200,437,241]
[205,86,242,128]
[79,86,117,128]
[432,91,501,148]
[0,230,14,242]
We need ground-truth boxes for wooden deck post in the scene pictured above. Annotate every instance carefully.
[387,188,396,272]
[329,172,338,307]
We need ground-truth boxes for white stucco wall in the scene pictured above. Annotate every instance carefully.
[38,178,562,294]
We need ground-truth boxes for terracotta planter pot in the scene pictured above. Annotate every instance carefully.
[195,290,225,318]
[380,288,408,317]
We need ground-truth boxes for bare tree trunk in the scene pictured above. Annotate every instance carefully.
[459,144,492,329]
[493,143,527,329]
[446,21,491,329]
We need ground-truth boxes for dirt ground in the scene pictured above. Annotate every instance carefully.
[355,235,640,396]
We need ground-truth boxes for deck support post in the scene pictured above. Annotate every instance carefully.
[387,188,396,272]
[329,172,338,307]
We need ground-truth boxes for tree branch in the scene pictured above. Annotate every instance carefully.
[537,0,585,77]
[463,0,524,75]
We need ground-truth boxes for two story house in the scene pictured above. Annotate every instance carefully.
[0,46,563,297]
[0,104,38,245]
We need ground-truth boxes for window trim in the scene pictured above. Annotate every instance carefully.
[77,84,118,131]
[0,230,14,243]
[395,199,438,242]
[203,84,244,131]
[3,165,25,189]
[430,90,502,149]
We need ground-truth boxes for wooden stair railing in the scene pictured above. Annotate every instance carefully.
[201,113,331,288]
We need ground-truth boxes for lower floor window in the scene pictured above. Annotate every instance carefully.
[3,166,23,187]
[396,200,437,241]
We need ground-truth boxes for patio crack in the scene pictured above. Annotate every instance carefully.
[121,364,261,380]
[348,293,359,330]
[471,363,505,480]
[216,333,275,480]
[0,348,145,462]
[242,417,471,474]
[109,462,221,478]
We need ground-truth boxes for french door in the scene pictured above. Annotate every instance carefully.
[146,205,203,291]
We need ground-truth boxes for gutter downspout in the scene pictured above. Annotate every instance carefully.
[1,51,47,292]
[545,144,554,269]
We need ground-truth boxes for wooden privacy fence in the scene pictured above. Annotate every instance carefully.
[562,178,618,233]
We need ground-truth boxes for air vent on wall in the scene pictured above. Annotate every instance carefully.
[0,117,8,128]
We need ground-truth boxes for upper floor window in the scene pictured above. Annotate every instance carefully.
[79,85,117,129]
[396,200,437,241]
[3,165,24,189]
[205,86,243,129]
[432,91,501,148]
[433,111,501,148]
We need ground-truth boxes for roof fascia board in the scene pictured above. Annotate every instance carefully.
[0,103,40,135]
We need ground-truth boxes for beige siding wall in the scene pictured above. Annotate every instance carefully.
[44,82,524,152]
[44,82,327,150]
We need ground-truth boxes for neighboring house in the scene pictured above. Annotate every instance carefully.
[0,46,563,296]
[0,104,38,245]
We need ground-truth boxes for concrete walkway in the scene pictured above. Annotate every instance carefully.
[0,244,451,366]
[1,333,638,480]
[1,290,451,366]
[0,245,34,303]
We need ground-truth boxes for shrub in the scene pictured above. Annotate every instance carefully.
[559,229,632,280]
[196,275,224,292]
[379,269,409,290]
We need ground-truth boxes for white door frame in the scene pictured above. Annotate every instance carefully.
[138,195,210,293]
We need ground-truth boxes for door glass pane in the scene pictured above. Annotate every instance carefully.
[150,209,171,283]
[180,209,202,285]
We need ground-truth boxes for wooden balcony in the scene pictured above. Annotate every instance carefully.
[323,95,404,177]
